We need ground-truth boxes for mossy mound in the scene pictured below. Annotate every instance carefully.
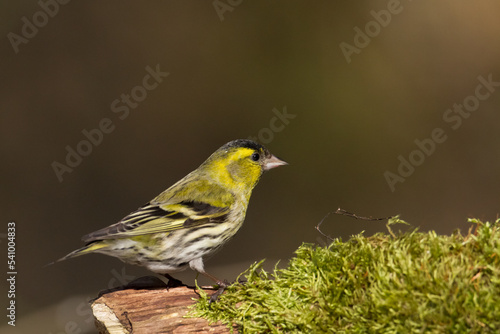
[192,218,500,333]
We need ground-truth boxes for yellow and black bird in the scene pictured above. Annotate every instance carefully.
[57,139,286,300]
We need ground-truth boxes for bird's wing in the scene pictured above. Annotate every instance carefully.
[82,180,234,242]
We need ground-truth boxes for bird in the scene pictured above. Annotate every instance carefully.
[56,139,287,301]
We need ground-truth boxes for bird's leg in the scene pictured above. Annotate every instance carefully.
[163,273,184,289]
[201,271,229,303]
[189,258,229,302]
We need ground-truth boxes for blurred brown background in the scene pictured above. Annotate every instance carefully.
[1,1,500,333]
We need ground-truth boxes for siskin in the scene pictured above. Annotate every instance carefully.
[57,139,286,300]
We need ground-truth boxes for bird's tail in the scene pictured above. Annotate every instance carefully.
[46,242,108,266]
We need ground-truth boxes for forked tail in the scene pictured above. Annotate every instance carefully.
[46,242,108,266]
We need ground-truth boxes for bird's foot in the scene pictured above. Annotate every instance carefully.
[163,274,185,290]
[209,280,230,303]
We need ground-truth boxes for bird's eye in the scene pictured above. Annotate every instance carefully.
[251,152,260,161]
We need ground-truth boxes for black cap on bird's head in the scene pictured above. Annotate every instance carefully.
[221,139,264,151]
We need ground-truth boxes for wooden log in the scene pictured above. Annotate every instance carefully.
[90,277,233,333]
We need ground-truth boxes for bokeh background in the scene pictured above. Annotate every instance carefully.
[2,1,500,333]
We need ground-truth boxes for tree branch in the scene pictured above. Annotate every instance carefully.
[90,282,233,333]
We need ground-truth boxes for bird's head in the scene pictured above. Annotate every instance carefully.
[202,139,287,194]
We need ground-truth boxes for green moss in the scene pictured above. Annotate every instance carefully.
[191,218,500,333]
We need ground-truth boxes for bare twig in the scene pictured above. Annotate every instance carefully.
[315,212,334,240]
[334,208,393,221]
[316,208,394,241]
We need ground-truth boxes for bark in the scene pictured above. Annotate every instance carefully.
[90,277,233,334]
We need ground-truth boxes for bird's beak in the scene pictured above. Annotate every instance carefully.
[264,155,288,171]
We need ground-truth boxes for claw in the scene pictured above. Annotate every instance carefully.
[209,280,229,303]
